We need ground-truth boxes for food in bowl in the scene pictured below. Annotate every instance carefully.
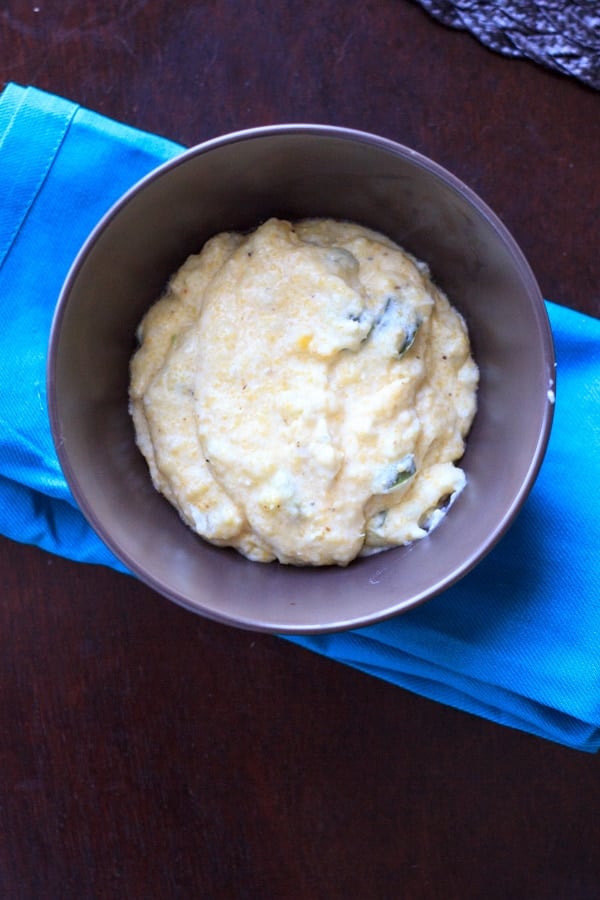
[129,217,479,566]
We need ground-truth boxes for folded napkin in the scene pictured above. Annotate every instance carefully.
[1,83,599,753]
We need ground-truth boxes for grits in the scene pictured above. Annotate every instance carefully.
[129,218,478,566]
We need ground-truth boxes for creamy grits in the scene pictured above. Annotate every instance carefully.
[129,218,479,566]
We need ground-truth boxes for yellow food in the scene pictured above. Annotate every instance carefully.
[129,218,478,566]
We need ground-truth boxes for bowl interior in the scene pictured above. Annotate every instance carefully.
[48,127,555,633]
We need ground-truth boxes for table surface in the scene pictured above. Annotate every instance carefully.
[1,2,599,898]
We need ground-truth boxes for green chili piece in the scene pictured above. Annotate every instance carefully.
[397,318,421,357]
[370,296,421,358]
[371,509,388,529]
[418,492,453,532]
[377,453,416,493]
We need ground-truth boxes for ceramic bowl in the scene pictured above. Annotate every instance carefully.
[48,125,555,633]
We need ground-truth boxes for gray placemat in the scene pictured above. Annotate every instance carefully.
[416,1,600,89]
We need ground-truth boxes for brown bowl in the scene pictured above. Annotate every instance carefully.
[47,125,555,633]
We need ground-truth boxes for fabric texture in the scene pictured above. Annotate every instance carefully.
[415,1,600,90]
[1,83,599,752]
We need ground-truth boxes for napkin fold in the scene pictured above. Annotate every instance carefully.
[1,83,599,752]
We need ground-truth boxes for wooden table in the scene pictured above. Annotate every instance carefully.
[2,3,599,897]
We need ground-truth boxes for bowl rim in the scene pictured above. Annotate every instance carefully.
[47,123,556,633]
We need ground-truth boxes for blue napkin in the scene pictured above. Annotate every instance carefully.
[2,83,599,753]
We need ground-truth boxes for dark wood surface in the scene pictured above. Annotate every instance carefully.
[1,2,599,898]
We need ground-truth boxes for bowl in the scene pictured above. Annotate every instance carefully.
[47,125,555,633]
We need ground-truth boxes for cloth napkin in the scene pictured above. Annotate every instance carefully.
[415,1,600,90]
[1,83,599,753]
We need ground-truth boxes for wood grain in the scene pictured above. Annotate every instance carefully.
[1,2,599,898]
